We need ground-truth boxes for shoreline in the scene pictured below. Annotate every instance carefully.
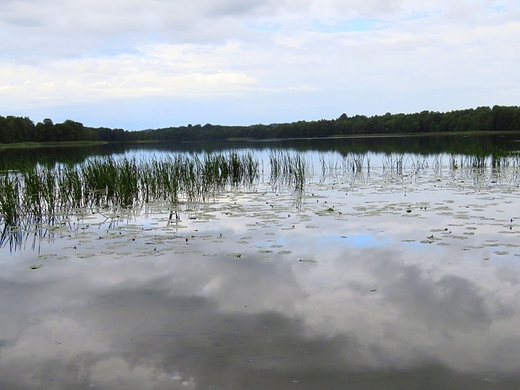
[1,130,519,150]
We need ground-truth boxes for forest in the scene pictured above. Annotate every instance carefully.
[1,105,520,145]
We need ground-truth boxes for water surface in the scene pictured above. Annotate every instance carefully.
[1,136,520,389]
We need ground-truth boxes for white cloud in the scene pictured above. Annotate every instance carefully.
[0,43,257,107]
[0,0,519,128]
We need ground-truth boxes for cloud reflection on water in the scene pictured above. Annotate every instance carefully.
[1,161,520,389]
[1,217,520,389]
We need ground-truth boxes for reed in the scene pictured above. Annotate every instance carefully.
[0,174,20,225]
[381,154,404,174]
[269,151,307,190]
[3,150,518,232]
[57,165,80,209]
[0,153,265,228]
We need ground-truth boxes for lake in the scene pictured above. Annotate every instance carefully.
[1,134,520,389]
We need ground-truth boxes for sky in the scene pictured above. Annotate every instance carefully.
[1,0,519,130]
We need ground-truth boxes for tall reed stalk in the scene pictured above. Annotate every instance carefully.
[269,151,307,190]
[0,153,262,228]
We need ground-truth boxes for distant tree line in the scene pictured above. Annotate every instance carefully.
[1,105,520,145]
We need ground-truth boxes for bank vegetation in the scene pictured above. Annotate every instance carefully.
[1,106,520,145]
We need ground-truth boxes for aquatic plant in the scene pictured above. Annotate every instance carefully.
[1,149,520,238]
[381,154,404,174]
[0,174,20,226]
[0,153,262,229]
[269,151,307,190]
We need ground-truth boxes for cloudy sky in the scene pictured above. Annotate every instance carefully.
[1,0,519,130]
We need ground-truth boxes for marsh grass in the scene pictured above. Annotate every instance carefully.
[269,151,307,190]
[0,174,20,226]
[0,153,261,230]
[382,154,404,174]
[1,149,520,243]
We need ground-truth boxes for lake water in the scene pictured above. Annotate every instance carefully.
[1,134,520,389]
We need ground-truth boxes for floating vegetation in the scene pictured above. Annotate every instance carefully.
[494,251,509,256]
[2,149,520,253]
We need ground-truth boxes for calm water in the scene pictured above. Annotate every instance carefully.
[1,135,520,389]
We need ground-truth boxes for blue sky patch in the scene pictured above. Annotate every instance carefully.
[311,18,390,33]
[402,11,433,22]
[245,18,389,34]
